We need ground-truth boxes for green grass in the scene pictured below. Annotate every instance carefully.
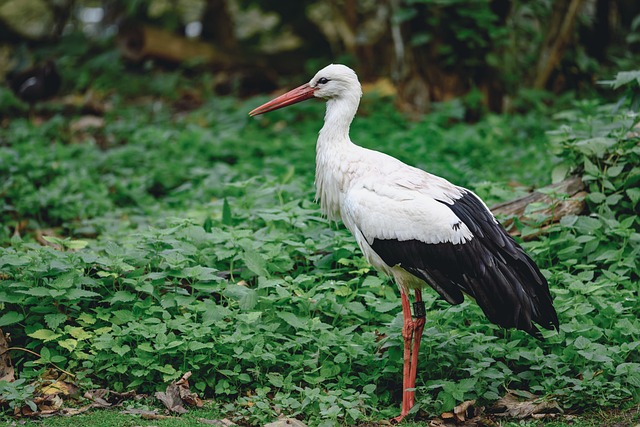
[5,403,639,426]
[10,410,220,427]
[0,63,638,426]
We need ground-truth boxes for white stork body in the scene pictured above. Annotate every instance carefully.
[317,141,470,283]
[250,64,558,423]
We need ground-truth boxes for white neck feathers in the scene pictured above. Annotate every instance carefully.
[315,94,362,220]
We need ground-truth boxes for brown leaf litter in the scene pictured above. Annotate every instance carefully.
[3,367,207,419]
[155,371,204,414]
[5,372,144,418]
[490,389,562,419]
[429,400,495,427]
[421,391,564,427]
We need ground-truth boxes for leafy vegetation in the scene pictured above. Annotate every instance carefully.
[0,66,638,426]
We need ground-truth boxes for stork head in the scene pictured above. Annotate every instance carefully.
[309,64,361,100]
[249,64,362,116]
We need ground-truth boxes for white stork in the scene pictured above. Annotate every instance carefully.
[249,64,559,423]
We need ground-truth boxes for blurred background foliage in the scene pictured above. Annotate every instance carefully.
[1,0,639,114]
[0,0,640,426]
[1,1,640,424]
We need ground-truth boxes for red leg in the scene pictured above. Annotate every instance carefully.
[393,291,415,424]
[392,290,426,424]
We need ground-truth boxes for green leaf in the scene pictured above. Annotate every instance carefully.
[606,165,624,177]
[77,313,96,325]
[40,347,51,360]
[63,289,101,300]
[44,313,67,330]
[606,194,624,205]
[181,266,220,282]
[277,312,306,329]
[112,345,131,356]
[578,350,613,363]
[111,310,135,324]
[334,285,352,297]
[574,216,602,233]
[0,311,24,327]
[58,339,78,352]
[224,285,258,310]
[583,158,599,176]
[65,326,92,340]
[611,70,640,89]
[551,163,570,183]
[334,353,347,363]
[363,384,376,394]
[28,329,62,342]
[0,254,29,267]
[267,372,284,388]
[237,311,261,324]
[222,198,232,225]
[238,288,257,310]
[109,291,137,304]
[575,137,617,157]
[65,239,89,250]
[361,276,383,288]
[153,364,176,375]
[626,187,640,204]
[573,336,591,350]
[588,192,606,204]
[373,300,397,313]
[138,342,154,352]
[240,248,268,277]
[41,236,64,246]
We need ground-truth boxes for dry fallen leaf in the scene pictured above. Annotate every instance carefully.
[490,390,562,419]
[442,400,484,425]
[84,388,140,407]
[19,395,64,417]
[454,400,477,422]
[155,371,203,414]
[40,380,78,396]
[431,400,492,426]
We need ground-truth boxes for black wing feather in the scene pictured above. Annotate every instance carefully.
[370,190,559,338]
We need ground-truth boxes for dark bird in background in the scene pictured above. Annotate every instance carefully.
[7,60,61,112]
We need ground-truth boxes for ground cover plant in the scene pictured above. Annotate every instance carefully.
[0,63,638,426]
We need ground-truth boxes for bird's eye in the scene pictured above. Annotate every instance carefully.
[317,77,329,85]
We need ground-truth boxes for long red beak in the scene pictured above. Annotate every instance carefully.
[249,83,317,116]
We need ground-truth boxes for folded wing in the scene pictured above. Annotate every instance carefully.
[343,179,559,338]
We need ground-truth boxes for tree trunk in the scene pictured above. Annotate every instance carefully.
[200,0,237,51]
[584,0,611,61]
[394,0,511,115]
[51,0,75,39]
[532,0,585,89]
